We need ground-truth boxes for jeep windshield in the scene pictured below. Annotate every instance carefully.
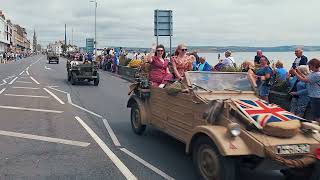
[186,72,253,92]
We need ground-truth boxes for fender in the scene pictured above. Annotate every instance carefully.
[186,125,254,156]
[127,95,149,124]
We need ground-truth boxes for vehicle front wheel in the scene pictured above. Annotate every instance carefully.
[71,72,77,85]
[67,72,71,81]
[193,137,235,180]
[130,103,146,135]
[93,73,99,86]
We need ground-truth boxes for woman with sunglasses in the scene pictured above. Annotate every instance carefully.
[172,44,195,80]
[146,44,173,87]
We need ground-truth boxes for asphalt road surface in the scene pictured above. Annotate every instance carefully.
[0,55,285,180]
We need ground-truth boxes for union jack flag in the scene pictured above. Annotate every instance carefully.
[234,99,305,129]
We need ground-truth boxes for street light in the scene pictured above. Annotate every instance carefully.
[89,0,97,60]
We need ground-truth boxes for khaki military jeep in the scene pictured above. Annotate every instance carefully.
[127,71,320,180]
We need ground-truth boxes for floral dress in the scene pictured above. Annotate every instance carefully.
[172,55,195,77]
[149,56,173,87]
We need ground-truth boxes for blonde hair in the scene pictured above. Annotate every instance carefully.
[241,60,254,69]
[297,65,310,76]
[174,44,186,56]
[275,60,284,68]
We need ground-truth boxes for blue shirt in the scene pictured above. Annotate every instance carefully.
[256,66,273,86]
[275,68,288,81]
[307,71,320,98]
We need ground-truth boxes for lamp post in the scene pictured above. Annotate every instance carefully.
[90,0,97,60]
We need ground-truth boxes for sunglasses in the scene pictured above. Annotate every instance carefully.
[181,49,188,52]
[156,49,164,52]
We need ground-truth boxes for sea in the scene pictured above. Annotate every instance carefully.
[198,51,320,69]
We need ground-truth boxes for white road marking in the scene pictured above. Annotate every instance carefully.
[30,76,40,84]
[5,76,15,80]
[19,71,25,75]
[0,130,90,147]
[8,77,18,84]
[0,80,6,86]
[48,86,68,94]
[45,66,52,70]
[0,105,63,113]
[4,94,50,98]
[0,88,6,95]
[75,116,137,180]
[120,148,175,180]
[26,71,30,75]
[68,94,102,118]
[103,119,121,147]
[12,87,40,90]
[19,76,30,79]
[43,88,65,104]
[15,81,33,84]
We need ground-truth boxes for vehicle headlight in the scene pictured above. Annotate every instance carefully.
[227,123,241,137]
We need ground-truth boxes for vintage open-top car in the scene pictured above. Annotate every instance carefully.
[127,71,320,180]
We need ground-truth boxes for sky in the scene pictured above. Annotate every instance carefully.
[1,0,320,48]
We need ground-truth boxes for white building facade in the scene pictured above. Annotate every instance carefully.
[0,13,9,53]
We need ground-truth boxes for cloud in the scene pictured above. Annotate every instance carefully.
[1,0,319,48]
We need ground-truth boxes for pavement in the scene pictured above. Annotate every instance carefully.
[0,55,285,180]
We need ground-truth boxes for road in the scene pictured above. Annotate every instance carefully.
[0,55,285,180]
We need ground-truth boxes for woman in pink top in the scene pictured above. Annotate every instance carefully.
[172,44,195,80]
[146,44,173,87]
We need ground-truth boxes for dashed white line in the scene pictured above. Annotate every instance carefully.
[0,105,63,113]
[0,88,6,95]
[19,71,25,76]
[15,81,32,84]
[120,148,175,180]
[12,87,40,90]
[75,116,137,180]
[45,66,52,70]
[4,94,49,98]
[43,88,65,104]
[0,130,90,147]
[30,76,40,84]
[18,77,30,79]
[8,77,18,84]
[103,119,121,147]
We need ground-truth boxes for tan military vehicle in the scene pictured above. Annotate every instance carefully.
[127,71,320,180]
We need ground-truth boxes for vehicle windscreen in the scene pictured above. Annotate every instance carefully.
[187,72,253,92]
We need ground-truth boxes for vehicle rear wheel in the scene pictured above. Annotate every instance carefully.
[193,137,235,180]
[71,72,77,85]
[94,73,99,86]
[130,103,146,135]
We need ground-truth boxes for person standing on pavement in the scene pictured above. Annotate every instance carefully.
[288,65,310,117]
[292,58,320,122]
[292,48,308,69]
